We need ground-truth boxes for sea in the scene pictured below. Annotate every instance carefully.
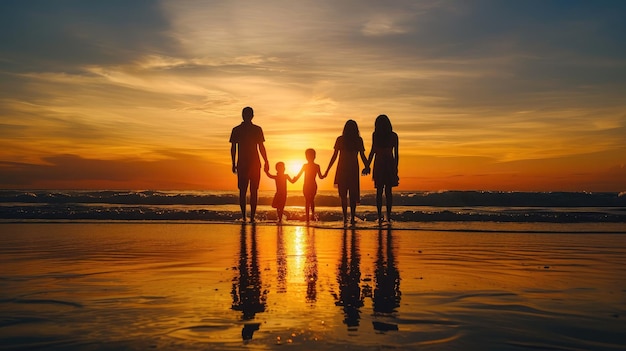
[1,190,625,232]
[2,190,626,350]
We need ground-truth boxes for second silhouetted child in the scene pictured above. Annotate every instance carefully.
[292,148,325,223]
[265,162,295,223]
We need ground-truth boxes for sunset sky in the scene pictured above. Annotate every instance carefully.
[1,0,625,191]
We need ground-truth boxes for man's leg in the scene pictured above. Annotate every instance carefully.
[249,167,261,222]
[250,188,258,222]
[239,186,248,222]
[237,169,249,222]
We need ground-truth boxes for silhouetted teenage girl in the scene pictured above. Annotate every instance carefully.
[363,115,399,223]
[324,120,368,225]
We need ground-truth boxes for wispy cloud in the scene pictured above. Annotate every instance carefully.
[0,0,625,190]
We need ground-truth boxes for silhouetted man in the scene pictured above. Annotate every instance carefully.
[230,106,269,222]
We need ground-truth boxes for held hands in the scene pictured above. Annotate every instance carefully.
[264,163,270,172]
[361,166,371,176]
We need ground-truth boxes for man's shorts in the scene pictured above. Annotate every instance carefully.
[237,165,261,191]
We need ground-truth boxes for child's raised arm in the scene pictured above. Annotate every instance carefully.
[291,165,305,183]
[265,169,276,179]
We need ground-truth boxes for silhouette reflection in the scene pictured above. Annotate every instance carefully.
[305,227,318,303]
[276,225,287,294]
[334,229,363,330]
[373,227,401,313]
[372,226,401,331]
[231,224,266,340]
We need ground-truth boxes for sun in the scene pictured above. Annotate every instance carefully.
[285,160,303,177]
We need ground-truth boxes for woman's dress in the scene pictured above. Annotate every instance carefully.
[333,135,365,201]
[372,132,399,188]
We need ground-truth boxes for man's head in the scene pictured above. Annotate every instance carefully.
[242,107,254,122]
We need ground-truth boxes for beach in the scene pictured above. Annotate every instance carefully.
[1,222,625,350]
[3,1,626,350]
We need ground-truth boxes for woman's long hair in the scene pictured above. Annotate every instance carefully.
[373,114,393,147]
[342,119,361,150]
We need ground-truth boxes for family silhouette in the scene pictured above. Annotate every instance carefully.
[230,107,399,225]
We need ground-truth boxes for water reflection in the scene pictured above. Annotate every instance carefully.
[373,227,401,313]
[334,229,364,330]
[305,227,318,303]
[276,225,287,294]
[372,227,401,331]
[231,225,401,339]
[231,224,266,340]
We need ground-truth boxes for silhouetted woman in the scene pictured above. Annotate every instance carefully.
[324,120,368,225]
[364,115,399,223]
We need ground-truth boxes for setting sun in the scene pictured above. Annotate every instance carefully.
[270,159,308,191]
[286,160,304,178]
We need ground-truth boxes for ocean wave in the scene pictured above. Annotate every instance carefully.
[2,190,626,207]
[1,204,625,224]
[1,190,625,223]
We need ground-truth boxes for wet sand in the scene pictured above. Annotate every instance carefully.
[1,223,625,350]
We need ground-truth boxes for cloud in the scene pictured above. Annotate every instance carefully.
[1,1,625,190]
[0,0,178,72]
[0,152,231,190]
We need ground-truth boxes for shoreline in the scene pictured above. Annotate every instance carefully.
[1,219,625,234]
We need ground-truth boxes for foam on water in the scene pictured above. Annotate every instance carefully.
[1,190,625,227]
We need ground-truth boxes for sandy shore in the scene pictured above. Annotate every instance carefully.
[1,222,625,350]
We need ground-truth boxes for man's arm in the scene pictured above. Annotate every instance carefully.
[259,142,269,172]
[231,143,237,174]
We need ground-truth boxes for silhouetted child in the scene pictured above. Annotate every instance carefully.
[265,162,295,223]
[292,148,325,223]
